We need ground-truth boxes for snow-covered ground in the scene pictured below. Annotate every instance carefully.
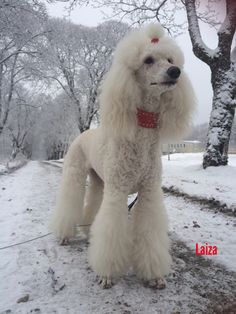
[0,158,236,313]
[162,153,236,210]
[162,153,236,271]
[0,164,7,174]
[0,158,27,175]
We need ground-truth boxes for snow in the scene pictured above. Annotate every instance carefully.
[0,158,27,175]
[163,153,236,270]
[0,158,236,313]
[183,140,201,144]
[0,162,60,312]
[166,194,236,272]
[0,164,7,174]
[162,153,236,209]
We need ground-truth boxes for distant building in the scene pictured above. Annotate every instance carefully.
[162,140,203,154]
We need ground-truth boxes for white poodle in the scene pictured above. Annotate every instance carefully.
[50,23,195,289]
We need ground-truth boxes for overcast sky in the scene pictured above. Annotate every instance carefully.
[46,2,223,125]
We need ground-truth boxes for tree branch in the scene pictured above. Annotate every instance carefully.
[184,0,215,65]
[0,31,49,65]
[217,0,236,57]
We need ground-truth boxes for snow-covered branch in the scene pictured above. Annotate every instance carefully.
[34,19,128,133]
[184,0,214,65]
[217,0,236,59]
[0,0,48,135]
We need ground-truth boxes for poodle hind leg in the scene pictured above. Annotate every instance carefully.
[132,185,171,289]
[81,169,104,237]
[50,140,87,242]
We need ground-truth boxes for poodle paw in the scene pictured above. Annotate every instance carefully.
[98,276,113,289]
[59,237,69,245]
[145,278,166,290]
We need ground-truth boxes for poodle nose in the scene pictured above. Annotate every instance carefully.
[167,66,181,79]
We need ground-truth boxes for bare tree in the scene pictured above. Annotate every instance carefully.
[64,0,236,168]
[30,92,79,160]
[33,18,128,133]
[0,54,18,135]
[0,0,48,135]
[185,0,236,168]
[7,87,38,159]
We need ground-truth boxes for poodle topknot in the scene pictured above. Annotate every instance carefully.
[51,23,195,289]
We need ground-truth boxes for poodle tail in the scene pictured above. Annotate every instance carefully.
[50,137,87,240]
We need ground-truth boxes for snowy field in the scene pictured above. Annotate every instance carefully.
[162,153,236,210]
[0,156,236,313]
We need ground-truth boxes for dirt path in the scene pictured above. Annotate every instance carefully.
[163,185,236,217]
[170,235,236,314]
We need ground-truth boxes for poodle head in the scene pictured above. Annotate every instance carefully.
[115,23,184,97]
[100,23,195,140]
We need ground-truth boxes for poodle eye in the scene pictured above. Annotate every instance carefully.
[144,56,155,65]
[168,58,174,64]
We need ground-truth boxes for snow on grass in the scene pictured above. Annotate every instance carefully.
[162,153,236,209]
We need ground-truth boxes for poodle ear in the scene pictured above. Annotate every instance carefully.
[100,63,141,140]
[159,72,195,141]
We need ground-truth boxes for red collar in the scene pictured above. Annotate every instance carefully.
[137,108,160,129]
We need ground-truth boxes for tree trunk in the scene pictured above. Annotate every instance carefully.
[203,69,235,168]
[11,145,19,160]
[184,0,236,169]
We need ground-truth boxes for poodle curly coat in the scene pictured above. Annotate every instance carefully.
[50,23,195,289]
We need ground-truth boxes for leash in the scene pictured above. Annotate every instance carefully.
[0,198,138,251]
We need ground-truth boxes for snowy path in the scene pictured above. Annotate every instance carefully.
[0,162,236,314]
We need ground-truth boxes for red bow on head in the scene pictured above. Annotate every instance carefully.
[151,37,159,44]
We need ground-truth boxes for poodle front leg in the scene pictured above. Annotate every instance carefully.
[88,188,131,288]
[132,185,171,288]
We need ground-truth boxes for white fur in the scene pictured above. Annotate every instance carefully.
[50,23,195,284]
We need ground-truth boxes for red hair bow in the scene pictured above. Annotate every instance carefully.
[151,37,159,44]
